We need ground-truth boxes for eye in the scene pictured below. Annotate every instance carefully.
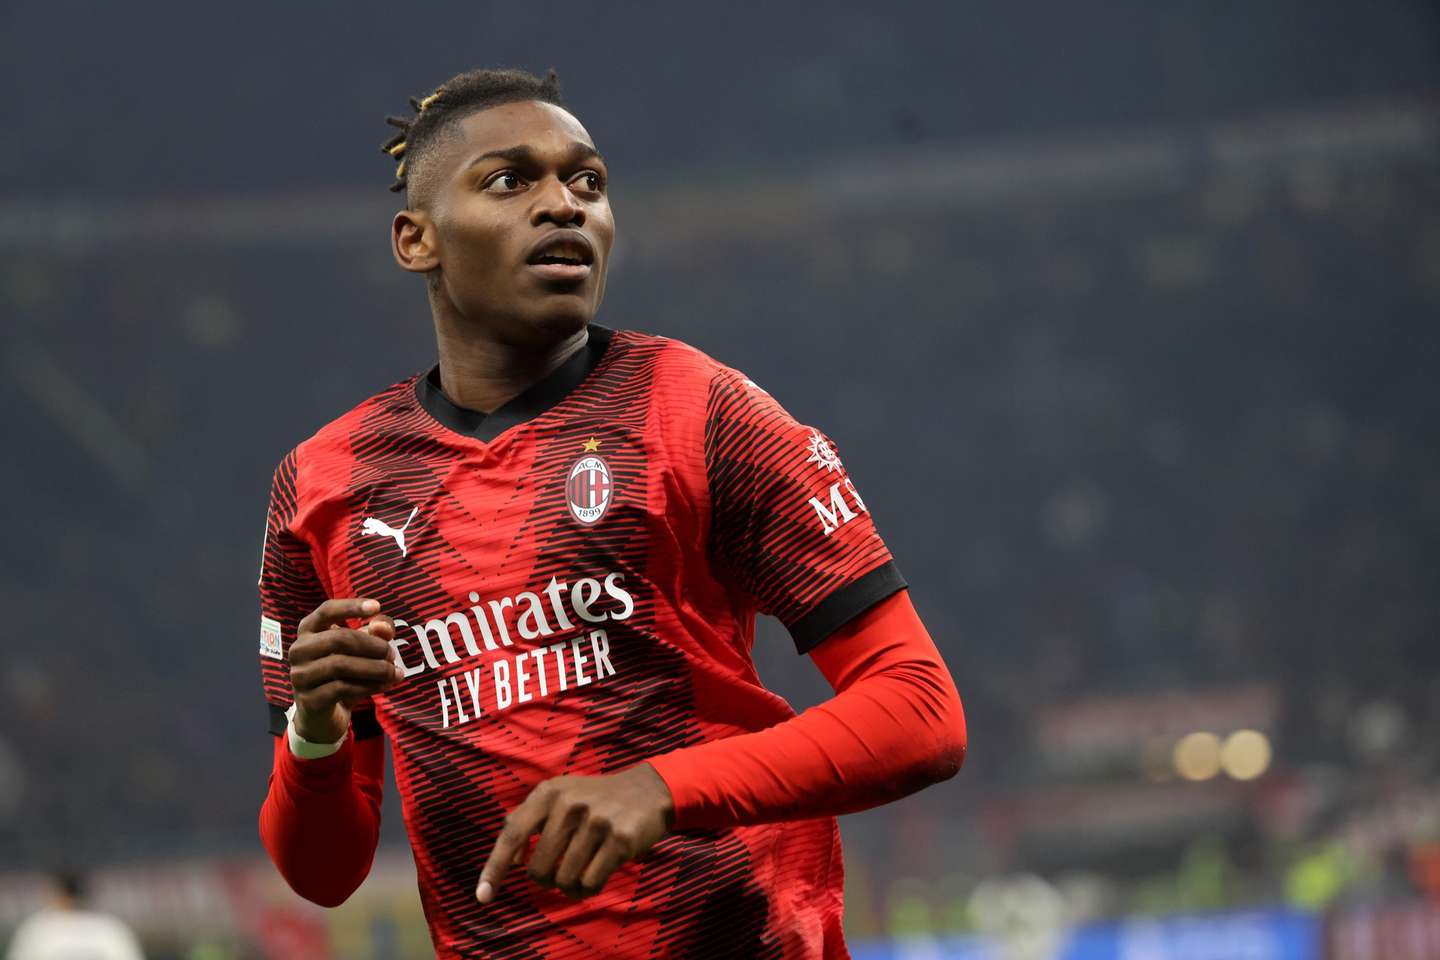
[482,172,526,194]
[572,170,605,193]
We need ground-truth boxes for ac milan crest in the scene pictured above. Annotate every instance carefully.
[566,438,613,525]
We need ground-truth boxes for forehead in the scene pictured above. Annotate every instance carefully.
[451,100,596,159]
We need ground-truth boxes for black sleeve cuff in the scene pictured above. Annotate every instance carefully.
[786,560,908,654]
[267,703,287,737]
[266,702,383,739]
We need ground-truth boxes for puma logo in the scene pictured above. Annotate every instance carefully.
[361,506,418,557]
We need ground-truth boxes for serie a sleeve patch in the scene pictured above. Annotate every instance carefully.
[259,615,284,661]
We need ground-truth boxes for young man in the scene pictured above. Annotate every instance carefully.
[257,67,965,959]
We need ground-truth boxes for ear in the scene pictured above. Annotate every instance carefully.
[392,208,440,276]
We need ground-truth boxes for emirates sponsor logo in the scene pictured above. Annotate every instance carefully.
[390,571,634,680]
[384,570,637,730]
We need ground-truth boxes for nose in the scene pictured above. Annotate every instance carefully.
[531,175,585,228]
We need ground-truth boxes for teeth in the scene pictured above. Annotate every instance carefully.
[537,245,586,264]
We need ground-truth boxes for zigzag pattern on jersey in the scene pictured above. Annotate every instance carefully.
[637,830,782,960]
[297,334,845,957]
[505,333,773,959]
[333,376,563,956]
[413,335,656,957]
[704,370,893,632]
[399,332,766,958]
[259,448,327,708]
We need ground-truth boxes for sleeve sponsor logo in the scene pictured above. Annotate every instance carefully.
[259,615,283,660]
[808,478,870,536]
[804,431,844,473]
[800,430,869,535]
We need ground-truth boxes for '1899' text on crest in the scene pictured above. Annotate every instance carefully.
[567,454,613,525]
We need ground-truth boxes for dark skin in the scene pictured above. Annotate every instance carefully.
[392,99,615,411]
[287,100,673,908]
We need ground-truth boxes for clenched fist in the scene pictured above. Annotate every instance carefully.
[288,598,402,743]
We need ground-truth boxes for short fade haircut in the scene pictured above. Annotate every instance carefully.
[381,66,565,207]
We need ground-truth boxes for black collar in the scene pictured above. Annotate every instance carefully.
[414,323,615,443]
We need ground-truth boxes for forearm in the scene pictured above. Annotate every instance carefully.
[259,732,384,906]
[648,590,965,829]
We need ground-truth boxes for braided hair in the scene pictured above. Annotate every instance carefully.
[381,66,565,202]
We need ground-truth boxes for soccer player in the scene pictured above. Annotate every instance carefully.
[257,67,965,959]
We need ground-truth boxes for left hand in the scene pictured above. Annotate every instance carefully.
[477,764,675,903]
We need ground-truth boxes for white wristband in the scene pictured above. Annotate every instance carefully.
[285,703,349,760]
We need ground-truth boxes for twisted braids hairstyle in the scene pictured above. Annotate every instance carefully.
[381,66,565,205]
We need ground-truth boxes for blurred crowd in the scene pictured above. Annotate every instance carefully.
[2,90,1437,954]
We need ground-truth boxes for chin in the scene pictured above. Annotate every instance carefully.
[529,307,592,342]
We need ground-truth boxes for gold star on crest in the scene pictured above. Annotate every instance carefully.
[581,437,601,452]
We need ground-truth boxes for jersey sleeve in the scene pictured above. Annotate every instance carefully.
[705,368,907,652]
[259,449,384,739]
[258,449,328,734]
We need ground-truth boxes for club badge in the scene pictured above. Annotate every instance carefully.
[567,437,613,525]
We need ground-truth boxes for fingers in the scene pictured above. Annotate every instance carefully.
[553,821,608,898]
[578,836,630,898]
[480,775,662,904]
[290,627,394,665]
[297,679,386,709]
[298,598,381,635]
[524,801,583,890]
[289,603,401,721]
[290,652,402,696]
[477,787,552,904]
[364,614,396,643]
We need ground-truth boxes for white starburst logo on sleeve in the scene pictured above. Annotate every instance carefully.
[804,431,844,473]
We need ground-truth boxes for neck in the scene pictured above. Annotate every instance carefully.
[432,314,590,414]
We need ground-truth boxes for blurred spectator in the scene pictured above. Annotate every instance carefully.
[4,871,144,960]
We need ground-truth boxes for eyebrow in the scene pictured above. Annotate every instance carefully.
[466,142,605,170]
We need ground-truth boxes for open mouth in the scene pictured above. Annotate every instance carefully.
[527,233,593,273]
[532,252,589,266]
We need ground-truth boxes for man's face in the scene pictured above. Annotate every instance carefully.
[402,100,614,347]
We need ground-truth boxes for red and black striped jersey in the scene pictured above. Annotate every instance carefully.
[257,323,905,959]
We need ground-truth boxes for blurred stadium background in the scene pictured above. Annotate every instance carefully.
[2,1,1439,957]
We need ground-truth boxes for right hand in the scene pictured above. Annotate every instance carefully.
[289,598,402,744]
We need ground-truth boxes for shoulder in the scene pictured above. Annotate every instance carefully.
[272,374,425,502]
[298,374,424,461]
[603,328,775,447]
[605,326,758,401]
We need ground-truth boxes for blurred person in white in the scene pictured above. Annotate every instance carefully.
[4,871,143,960]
